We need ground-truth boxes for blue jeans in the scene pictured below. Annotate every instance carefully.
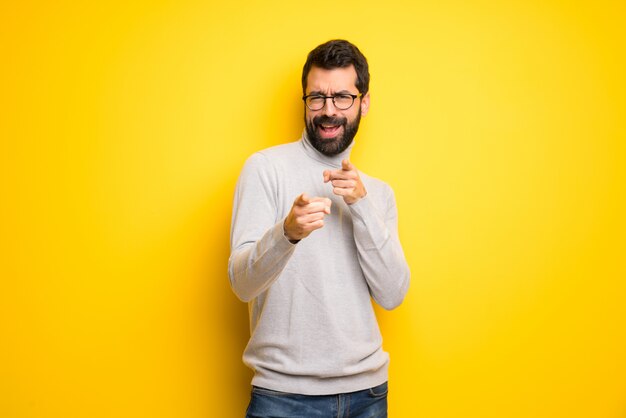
[245,381,388,418]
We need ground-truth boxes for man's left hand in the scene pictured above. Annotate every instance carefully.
[323,159,367,205]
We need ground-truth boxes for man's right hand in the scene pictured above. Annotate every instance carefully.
[283,193,332,242]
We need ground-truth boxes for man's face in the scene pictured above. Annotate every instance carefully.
[304,65,370,156]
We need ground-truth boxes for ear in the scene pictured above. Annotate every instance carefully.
[360,92,370,116]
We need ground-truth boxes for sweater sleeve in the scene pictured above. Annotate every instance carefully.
[228,153,296,302]
[348,185,410,310]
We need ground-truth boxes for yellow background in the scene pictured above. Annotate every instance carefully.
[2,1,625,417]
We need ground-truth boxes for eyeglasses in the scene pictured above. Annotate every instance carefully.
[302,93,361,111]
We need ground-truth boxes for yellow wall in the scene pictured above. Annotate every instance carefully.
[2,1,625,417]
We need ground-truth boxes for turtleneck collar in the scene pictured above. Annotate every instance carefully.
[300,129,355,168]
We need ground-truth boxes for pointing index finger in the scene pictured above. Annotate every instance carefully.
[309,196,332,214]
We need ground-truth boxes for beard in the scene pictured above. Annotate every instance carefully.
[305,108,361,156]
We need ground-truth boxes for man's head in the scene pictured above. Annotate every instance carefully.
[302,40,370,156]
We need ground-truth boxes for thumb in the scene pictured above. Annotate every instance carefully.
[296,193,310,206]
[342,159,354,171]
[323,170,331,183]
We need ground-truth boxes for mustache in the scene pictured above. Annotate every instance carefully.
[313,115,347,126]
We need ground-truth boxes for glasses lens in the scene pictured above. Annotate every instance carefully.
[333,95,354,110]
[306,96,325,110]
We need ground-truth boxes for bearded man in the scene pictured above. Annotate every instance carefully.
[228,39,410,418]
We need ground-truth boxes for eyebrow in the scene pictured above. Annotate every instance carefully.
[307,90,355,96]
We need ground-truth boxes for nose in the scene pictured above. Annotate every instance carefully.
[322,97,338,116]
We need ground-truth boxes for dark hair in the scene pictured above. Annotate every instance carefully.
[302,39,370,95]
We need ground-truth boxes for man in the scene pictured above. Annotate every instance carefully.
[228,39,410,418]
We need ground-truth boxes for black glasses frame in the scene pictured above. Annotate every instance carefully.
[302,93,362,111]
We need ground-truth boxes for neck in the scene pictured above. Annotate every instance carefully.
[301,130,354,168]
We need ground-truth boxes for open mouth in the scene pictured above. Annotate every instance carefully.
[318,124,342,138]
